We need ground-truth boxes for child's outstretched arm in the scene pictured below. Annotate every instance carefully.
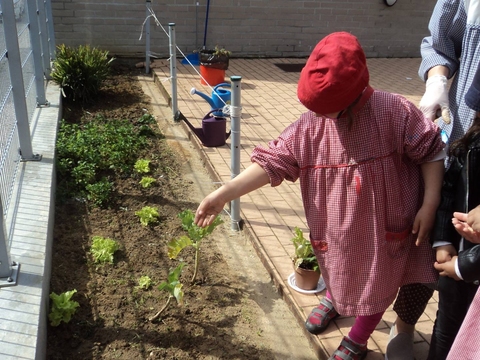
[413,159,444,246]
[195,162,270,228]
[452,205,480,243]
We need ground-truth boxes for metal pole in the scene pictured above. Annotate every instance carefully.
[145,0,151,74]
[27,0,48,106]
[2,0,41,162]
[230,76,242,231]
[0,191,19,287]
[169,23,178,120]
[0,0,21,287]
[37,0,52,79]
[45,0,57,59]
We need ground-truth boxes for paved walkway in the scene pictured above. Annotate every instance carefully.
[151,57,439,360]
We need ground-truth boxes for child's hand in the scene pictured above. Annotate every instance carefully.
[412,204,436,246]
[453,206,480,243]
[434,256,460,280]
[435,244,457,263]
[195,194,226,228]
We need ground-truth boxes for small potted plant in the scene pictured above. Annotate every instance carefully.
[291,227,320,290]
[199,45,231,70]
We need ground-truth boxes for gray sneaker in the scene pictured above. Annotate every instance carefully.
[385,324,414,360]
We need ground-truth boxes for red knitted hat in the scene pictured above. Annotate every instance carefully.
[297,32,369,114]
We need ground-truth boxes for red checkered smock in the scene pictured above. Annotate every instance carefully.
[447,287,480,360]
[251,86,444,316]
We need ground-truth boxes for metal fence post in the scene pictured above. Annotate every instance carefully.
[2,0,42,162]
[169,23,178,120]
[230,76,242,231]
[44,0,57,59]
[0,194,19,287]
[37,0,52,79]
[0,0,22,288]
[145,0,151,74]
[27,0,48,106]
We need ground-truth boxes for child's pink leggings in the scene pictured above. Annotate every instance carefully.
[326,291,384,345]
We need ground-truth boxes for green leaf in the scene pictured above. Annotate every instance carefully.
[158,263,185,305]
[167,235,192,259]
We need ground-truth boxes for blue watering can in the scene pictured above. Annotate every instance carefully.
[190,83,231,116]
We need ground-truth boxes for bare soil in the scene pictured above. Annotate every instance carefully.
[46,60,316,360]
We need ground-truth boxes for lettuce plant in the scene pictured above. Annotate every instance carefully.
[135,206,159,226]
[48,290,80,326]
[134,159,151,174]
[139,176,156,188]
[137,275,152,290]
[90,236,119,264]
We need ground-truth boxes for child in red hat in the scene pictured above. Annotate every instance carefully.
[195,32,445,360]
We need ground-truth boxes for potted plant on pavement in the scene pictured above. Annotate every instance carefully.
[291,227,320,290]
[199,45,231,70]
[199,45,231,85]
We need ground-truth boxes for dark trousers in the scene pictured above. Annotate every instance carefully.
[427,276,478,360]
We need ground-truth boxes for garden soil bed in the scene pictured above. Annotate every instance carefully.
[46,60,316,360]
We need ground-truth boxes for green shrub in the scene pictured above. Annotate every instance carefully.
[56,115,148,207]
[51,44,114,103]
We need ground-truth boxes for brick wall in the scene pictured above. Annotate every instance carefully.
[51,0,437,58]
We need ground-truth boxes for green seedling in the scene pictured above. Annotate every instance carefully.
[167,209,223,284]
[90,236,119,264]
[48,290,80,326]
[291,227,319,272]
[139,176,156,188]
[134,159,151,174]
[135,206,159,226]
[138,275,152,290]
[149,263,185,322]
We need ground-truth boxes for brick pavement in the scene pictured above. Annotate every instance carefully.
[151,57,438,360]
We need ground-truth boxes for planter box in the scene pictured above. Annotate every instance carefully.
[199,50,229,71]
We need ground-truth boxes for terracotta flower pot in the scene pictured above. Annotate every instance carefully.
[294,266,321,290]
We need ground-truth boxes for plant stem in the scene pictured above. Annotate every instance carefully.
[191,247,200,284]
[149,295,173,322]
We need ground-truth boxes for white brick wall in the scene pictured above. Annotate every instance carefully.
[51,0,437,58]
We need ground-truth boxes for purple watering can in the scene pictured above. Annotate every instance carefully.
[175,110,231,147]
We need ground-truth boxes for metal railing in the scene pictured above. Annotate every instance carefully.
[0,0,55,286]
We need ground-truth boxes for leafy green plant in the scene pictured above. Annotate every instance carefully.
[90,236,119,264]
[168,209,223,283]
[51,44,114,103]
[291,227,319,272]
[56,115,149,207]
[137,275,152,290]
[139,176,156,188]
[213,45,232,57]
[86,178,114,207]
[134,159,151,174]
[48,290,80,326]
[138,114,156,125]
[149,263,186,322]
[135,206,159,226]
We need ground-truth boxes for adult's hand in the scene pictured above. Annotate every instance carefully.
[419,74,450,123]
[453,205,480,243]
